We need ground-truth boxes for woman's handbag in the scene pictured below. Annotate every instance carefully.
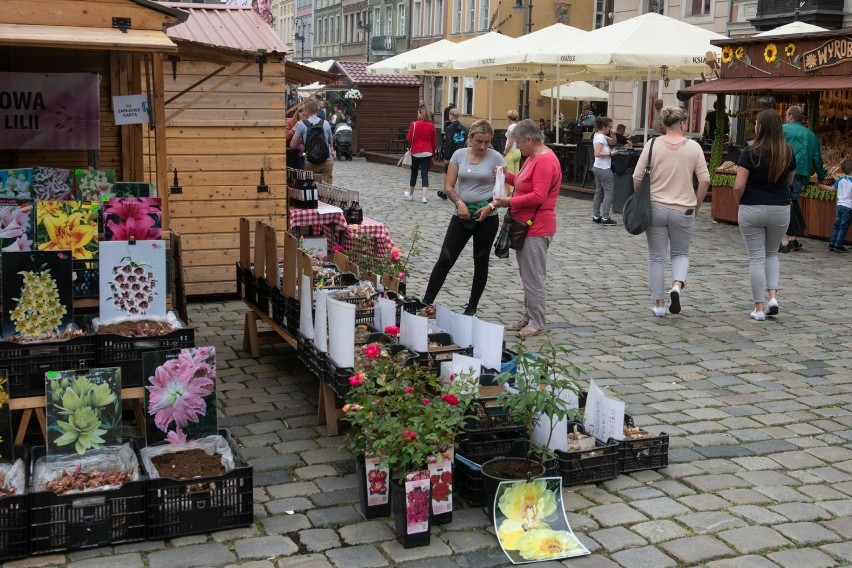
[788,200,806,236]
[494,212,512,258]
[398,122,414,167]
[508,217,530,250]
[622,138,656,236]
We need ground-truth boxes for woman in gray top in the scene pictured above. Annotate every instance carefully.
[421,119,505,316]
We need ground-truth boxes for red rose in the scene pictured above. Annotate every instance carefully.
[348,375,364,387]
[431,474,439,485]
[423,397,430,405]
[404,386,414,394]
[441,470,452,484]
[384,325,400,337]
[441,393,460,406]
[363,344,381,359]
[432,482,450,501]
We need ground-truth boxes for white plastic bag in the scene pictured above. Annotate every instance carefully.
[493,168,506,199]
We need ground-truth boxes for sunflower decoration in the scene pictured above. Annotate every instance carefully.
[721,46,734,64]
[764,43,778,64]
[734,46,745,60]
[785,43,796,57]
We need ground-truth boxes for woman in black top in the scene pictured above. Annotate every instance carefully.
[732,110,796,321]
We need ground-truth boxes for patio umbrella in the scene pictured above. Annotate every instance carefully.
[540,81,608,102]
[365,40,455,75]
[753,21,828,37]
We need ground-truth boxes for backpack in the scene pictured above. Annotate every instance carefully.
[443,123,467,158]
[303,119,328,165]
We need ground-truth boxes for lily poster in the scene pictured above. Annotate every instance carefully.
[0,168,33,198]
[0,376,13,461]
[99,240,167,319]
[0,199,35,252]
[46,368,122,456]
[36,201,99,260]
[494,478,589,564]
[144,347,218,445]
[104,197,162,241]
[1,250,74,338]
[75,168,116,202]
[33,167,73,200]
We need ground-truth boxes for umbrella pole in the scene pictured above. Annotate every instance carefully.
[488,78,493,123]
[555,64,561,137]
[644,66,651,144]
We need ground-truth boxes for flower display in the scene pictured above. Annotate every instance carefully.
[0,201,34,252]
[0,169,32,198]
[107,256,158,315]
[47,370,121,455]
[104,197,162,241]
[146,347,216,440]
[343,226,420,284]
[764,43,778,63]
[75,169,115,202]
[32,167,73,200]
[734,46,745,60]
[9,267,67,336]
[345,88,363,100]
[36,201,98,260]
[721,46,733,64]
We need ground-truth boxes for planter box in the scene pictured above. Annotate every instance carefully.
[556,424,619,487]
[800,196,852,243]
[144,431,253,539]
[95,325,195,388]
[710,184,738,224]
[28,445,146,555]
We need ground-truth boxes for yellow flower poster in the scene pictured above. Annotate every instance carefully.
[494,477,589,564]
[36,201,99,261]
[1,250,74,338]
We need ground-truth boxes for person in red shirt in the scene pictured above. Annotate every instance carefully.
[491,119,562,339]
[404,106,437,203]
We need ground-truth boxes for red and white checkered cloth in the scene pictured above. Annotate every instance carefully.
[288,202,348,232]
[288,202,394,257]
[344,217,394,257]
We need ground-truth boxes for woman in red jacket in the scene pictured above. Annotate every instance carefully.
[491,119,562,339]
[404,106,437,203]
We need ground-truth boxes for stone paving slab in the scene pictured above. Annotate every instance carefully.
[26,158,852,566]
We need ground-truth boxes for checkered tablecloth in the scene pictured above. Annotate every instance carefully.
[344,217,394,257]
[288,202,348,232]
[288,202,393,257]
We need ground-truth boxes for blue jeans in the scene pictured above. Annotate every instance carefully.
[829,204,852,248]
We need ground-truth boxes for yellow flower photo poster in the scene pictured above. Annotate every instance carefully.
[495,478,589,564]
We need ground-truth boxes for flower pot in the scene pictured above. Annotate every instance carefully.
[710,184,738,224]
[481,457,546,518]
[428,450,453,525]
[390,471,431,549]
[356,454,390,519]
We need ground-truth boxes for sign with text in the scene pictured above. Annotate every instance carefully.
[802,38,852,72]
[112,94,149,125]
[0,72,100,150]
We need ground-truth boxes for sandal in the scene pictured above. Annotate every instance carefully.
[505,320,529,331]
[517,326,544,339]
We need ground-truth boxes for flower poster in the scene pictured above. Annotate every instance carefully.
[404,470,431,535]
[33,167,73,200]
[144,347,218,445]
[103,197,162,241]
[0,168,33,198]
[495,478,589,564]
[0,199,35,252]
[36,201,99,260]
[0,377,13,461]
[99,240,166,319]
[46,368,122,456]
[112,182,152,198]
[365,456,389,506]
[75,168,116,202]
[1,250,73,338]
[429,448,453,515]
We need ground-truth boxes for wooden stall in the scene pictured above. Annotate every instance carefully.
[682,29,852,243]
[150,4,334,295]
[325,61,421,154]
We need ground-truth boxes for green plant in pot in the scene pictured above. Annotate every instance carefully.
[481,336,583,516]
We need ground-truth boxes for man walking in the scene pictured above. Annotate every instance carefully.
[290,99,335,184]
[438,107,468,200]
[780,105,828,252]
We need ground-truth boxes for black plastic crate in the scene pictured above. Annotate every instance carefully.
[28,445,146,554]
[144,430,253,540]
[0,447,28,562]
[255,278,272,315]
[0,332,96,398]
[296,332,327,381]
[95,325,195,389]
[556,424,619,487]
[285,297,300,336]
[329,294,375,326]
[235,262,244,299]
[244,270,259,307]
[413,333,472,372]
[270,287,287,326]
[613,431,669,473]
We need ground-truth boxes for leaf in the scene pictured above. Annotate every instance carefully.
[774,60,781,69]
[743,54,751,66]
[793,54,801,65]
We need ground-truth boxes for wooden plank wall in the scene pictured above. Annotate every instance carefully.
[145,58,287,296]
[356,85,420,152]
[0,0,177,31]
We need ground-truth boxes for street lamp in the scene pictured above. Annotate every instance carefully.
[294,17,307,62]
[357,15,371,62]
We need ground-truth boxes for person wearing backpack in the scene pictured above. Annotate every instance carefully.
[290,99,335,184]
[438,107,468,200]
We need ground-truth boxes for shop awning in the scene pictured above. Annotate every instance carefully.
[680,75,852,96]
[0,23,178,53]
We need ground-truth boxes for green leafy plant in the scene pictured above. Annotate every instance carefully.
[710,173,736,187]
[345,225,421,282]
[708,95,726,175]
[494,335,583,468]
[801,184,837,201]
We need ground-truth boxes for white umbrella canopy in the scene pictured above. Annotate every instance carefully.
[365,39,455,75]
[753,21,828,37]
[406,32,516,76]
[540,81,608,102]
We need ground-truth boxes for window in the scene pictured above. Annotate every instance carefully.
[374,7,381,35]
[467,0,475,32]
[317,19,323,45]
[453,0,461,33]
[398,4,406,36]
[687,0,710,17]
[386,6,393,36]
[330,17,335,44]
[462,76,474,115]
[435,0,443,35]
[479,0,489,30]
[424,0,432,35]
[413,1,421,37]
[594,0,606,29]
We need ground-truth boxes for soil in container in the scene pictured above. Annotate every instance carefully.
[98,320,175,336]
[151,449,225,479]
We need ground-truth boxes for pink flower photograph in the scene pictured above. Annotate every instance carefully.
[104,197,162,241]
[144,347,217,444]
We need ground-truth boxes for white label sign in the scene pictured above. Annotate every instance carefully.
[112,94,149,125]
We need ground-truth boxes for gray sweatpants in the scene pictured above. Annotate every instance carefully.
[646,203,695,301]
[516,235,552,329]
[738,204,790,303]
[592,167,614,218]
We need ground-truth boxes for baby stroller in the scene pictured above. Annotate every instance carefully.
[333,123,353,161]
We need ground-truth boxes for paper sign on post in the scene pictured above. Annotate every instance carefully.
[327,296,356,368]
[112,94,150,125]
[471,318,504,371]
[400,310,428,352]
[373,296,397,331]
[299,273,314,339]
[314,289,328,353]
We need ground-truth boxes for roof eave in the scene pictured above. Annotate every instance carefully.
[130,0,189,22]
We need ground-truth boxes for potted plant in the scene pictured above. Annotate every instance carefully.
[481,336,582,516]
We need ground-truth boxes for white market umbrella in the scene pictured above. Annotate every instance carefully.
[365,39,455,75]
[754,22,828,36]
[297,81,325,98]
[304,60,336,72]
[540,81,608,102]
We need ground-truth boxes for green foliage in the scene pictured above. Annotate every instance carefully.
[346,225,421,280]
[710,173,736,187]
[708,95,726,175]
[801,185,837,201]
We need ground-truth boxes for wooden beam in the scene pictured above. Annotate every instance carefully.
[151,53,170,230]
[165,65,227,105]
[165,62,253,123]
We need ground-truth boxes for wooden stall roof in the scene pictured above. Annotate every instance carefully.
[328,60,421,88]
[0,24,178,52]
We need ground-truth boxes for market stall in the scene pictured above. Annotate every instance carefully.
[680,28,852,243]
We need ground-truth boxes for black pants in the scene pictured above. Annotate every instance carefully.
[422,214,500,310]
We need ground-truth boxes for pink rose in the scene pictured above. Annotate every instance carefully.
[384,325,400,337]
[390,247,402,261]
[402,430,417,441]
[331,244,344,253]
[398,272,406,281]
[404,386,414,394]
[349,374,364,387]
[423,397,430,405]
[363,344,381,359]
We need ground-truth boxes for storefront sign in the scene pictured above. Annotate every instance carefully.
[112,94,149,125]
[802,38,852,72]
[0,72,100,150]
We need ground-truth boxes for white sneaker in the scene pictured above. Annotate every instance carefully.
[652,306,667,317]
[421,197,428,203]
[403,191,412,201]
[766,298,779,316]
[750,310,766,321]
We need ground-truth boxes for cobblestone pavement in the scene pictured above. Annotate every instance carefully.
[12,158,852,568]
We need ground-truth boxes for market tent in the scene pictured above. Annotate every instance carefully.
[405,32,516,76]
[305,59,336,72]
[540,81,608,101]
[753,21,828,37]
[365,39,455,75]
